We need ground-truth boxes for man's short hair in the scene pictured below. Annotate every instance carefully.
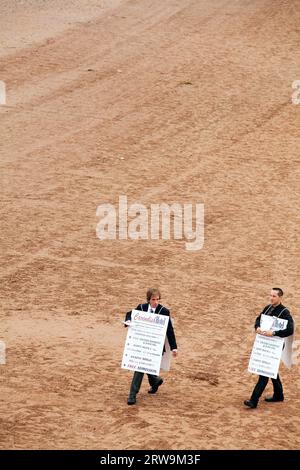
[272,287,284,297]
[146,288,161,302]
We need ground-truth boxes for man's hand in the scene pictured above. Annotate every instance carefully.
[123,320,131,327]
[172,349,178,357]
[263,330,273,337]
[256,328,273,337]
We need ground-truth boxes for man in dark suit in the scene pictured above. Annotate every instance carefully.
[124,287,178,405]
[244,287,294,409]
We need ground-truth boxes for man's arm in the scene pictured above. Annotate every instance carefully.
[273,310,294,338]
[255,314,262,332]
[164,308,177,351]
[124,310,132,326]
[255,305,271,334]
[124,304,142,327]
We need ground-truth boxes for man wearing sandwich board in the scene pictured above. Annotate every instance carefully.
[245,288,294,409]
[122,287,177,405]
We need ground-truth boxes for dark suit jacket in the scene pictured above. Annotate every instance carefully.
[125,303,177,350]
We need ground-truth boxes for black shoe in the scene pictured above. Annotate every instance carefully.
[244,400,257,409]
[148,378,163,394]
[264,396,284,402]
[127,396,136,405]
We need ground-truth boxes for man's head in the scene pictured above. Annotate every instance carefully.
[270,287,284,306]
[146,287,161,309]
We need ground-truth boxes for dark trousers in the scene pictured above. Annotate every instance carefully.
[128,371,160,398]
[251,374,284,404]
